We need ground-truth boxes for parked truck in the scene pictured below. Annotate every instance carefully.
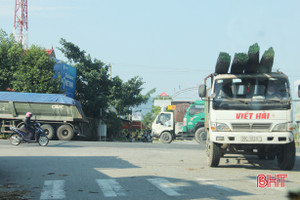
[199,71,296,170]
[0,92,88,140]
[151,100,206,144]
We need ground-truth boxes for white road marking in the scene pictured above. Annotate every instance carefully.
[40,180,66,200]
[96,179,126,197]
[197,178,237,192]
[147,178,182,196]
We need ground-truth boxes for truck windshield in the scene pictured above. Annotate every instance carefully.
[213,76,290,110]
[189,105,204,116]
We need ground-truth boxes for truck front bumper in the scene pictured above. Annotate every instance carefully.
[210,131,294,144]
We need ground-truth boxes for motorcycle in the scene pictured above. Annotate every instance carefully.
[140,130,153,143]
[10,122,49,146]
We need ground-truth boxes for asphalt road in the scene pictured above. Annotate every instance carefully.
[0,139,299,200]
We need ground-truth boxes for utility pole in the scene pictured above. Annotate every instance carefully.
[14,0,28,49]
[109,64,112,80]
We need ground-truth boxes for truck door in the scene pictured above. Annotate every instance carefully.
[186,104,205,131]
[152,112,173,134]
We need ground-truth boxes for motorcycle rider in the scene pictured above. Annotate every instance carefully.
[24,112,35,139]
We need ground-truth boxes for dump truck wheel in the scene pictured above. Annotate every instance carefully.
[277,141,295,170]
[41,124,55,140]
[57,125,74,141]
[160,132,173,144]
[194,127,206,144]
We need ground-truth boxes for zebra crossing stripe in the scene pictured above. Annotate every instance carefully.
[147,178,181,196]
[197,178,239,192]
[96,179,126,197]
[40,180,66,200]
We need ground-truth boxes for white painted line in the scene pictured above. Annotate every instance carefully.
[197,178,237,192]
[40,180,66,200]
[147,178,181,196]
[96,179,126,197]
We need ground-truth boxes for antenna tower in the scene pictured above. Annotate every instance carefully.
[14,0,28,49]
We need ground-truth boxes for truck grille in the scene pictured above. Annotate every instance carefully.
[231,123,271,132]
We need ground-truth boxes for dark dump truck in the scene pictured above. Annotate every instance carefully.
[0,91,87,140]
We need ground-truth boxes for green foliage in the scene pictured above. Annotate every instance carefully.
[0,29,60,93]
[0,29,23,90]
[110,76,155,116]
[12,45,61,93]
[105,112,123,139]
[59,38,111,117]
[59,38,155,118]
[248,43,260,54]
[142,106,161,131]
[153,94,172,100]
[219,52,231,63]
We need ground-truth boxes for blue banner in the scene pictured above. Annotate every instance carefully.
[53,59,77,98]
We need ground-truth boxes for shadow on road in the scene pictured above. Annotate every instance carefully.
[218,155,300,172]
[0,156,253,200]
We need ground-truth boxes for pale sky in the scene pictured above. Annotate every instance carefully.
[1,0,300,99]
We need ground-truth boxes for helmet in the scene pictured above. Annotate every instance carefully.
[26,112,33,117]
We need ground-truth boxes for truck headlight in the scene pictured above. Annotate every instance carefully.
[211,123,231,132]
[273,123,293,132]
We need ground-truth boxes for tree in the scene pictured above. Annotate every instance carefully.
[109,76,155,116]
[12,45,61,93]
[58,38,155,119]
[0,29,23,91]
[58,38,111,118]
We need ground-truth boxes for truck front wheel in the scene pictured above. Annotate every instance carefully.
[277,141,295,170]
[160,132,173,144]
[41,124,55,140]
[57,125,74,141]
[194,127,206,144]
[207,140,221,167]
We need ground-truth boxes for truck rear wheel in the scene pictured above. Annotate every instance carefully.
[57,125,74,141]
[277,141,295,170]
[194,127,206,144]
[207,140,221,167]
[41,124,55,140]
[160,132,173,144]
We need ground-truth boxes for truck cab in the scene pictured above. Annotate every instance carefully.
[151,112,175,143]
[199,72,295,170]
[183,100,206,143]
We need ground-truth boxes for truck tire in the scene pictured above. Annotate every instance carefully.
[57,125,74,141]
[194,127,206,144]
[41,124,55,140]
[160,132,173,144]
[207,140,221,167]
[277,141,295,170]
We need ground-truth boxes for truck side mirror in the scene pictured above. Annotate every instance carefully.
[298,85,300,98]
[198,84,206,98]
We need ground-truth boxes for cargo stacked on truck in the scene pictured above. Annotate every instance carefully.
[0,92,88,140]
[198,43,295,170]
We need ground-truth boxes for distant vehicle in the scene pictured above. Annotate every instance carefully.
[151,101,205,144]
[0,92,88,141]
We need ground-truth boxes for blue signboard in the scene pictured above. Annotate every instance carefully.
[53,59,77,98]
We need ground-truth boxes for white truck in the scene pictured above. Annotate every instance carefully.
[199,72,296,170]
[151,102,206,144]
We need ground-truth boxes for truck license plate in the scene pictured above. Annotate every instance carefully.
[240,136,262,142]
